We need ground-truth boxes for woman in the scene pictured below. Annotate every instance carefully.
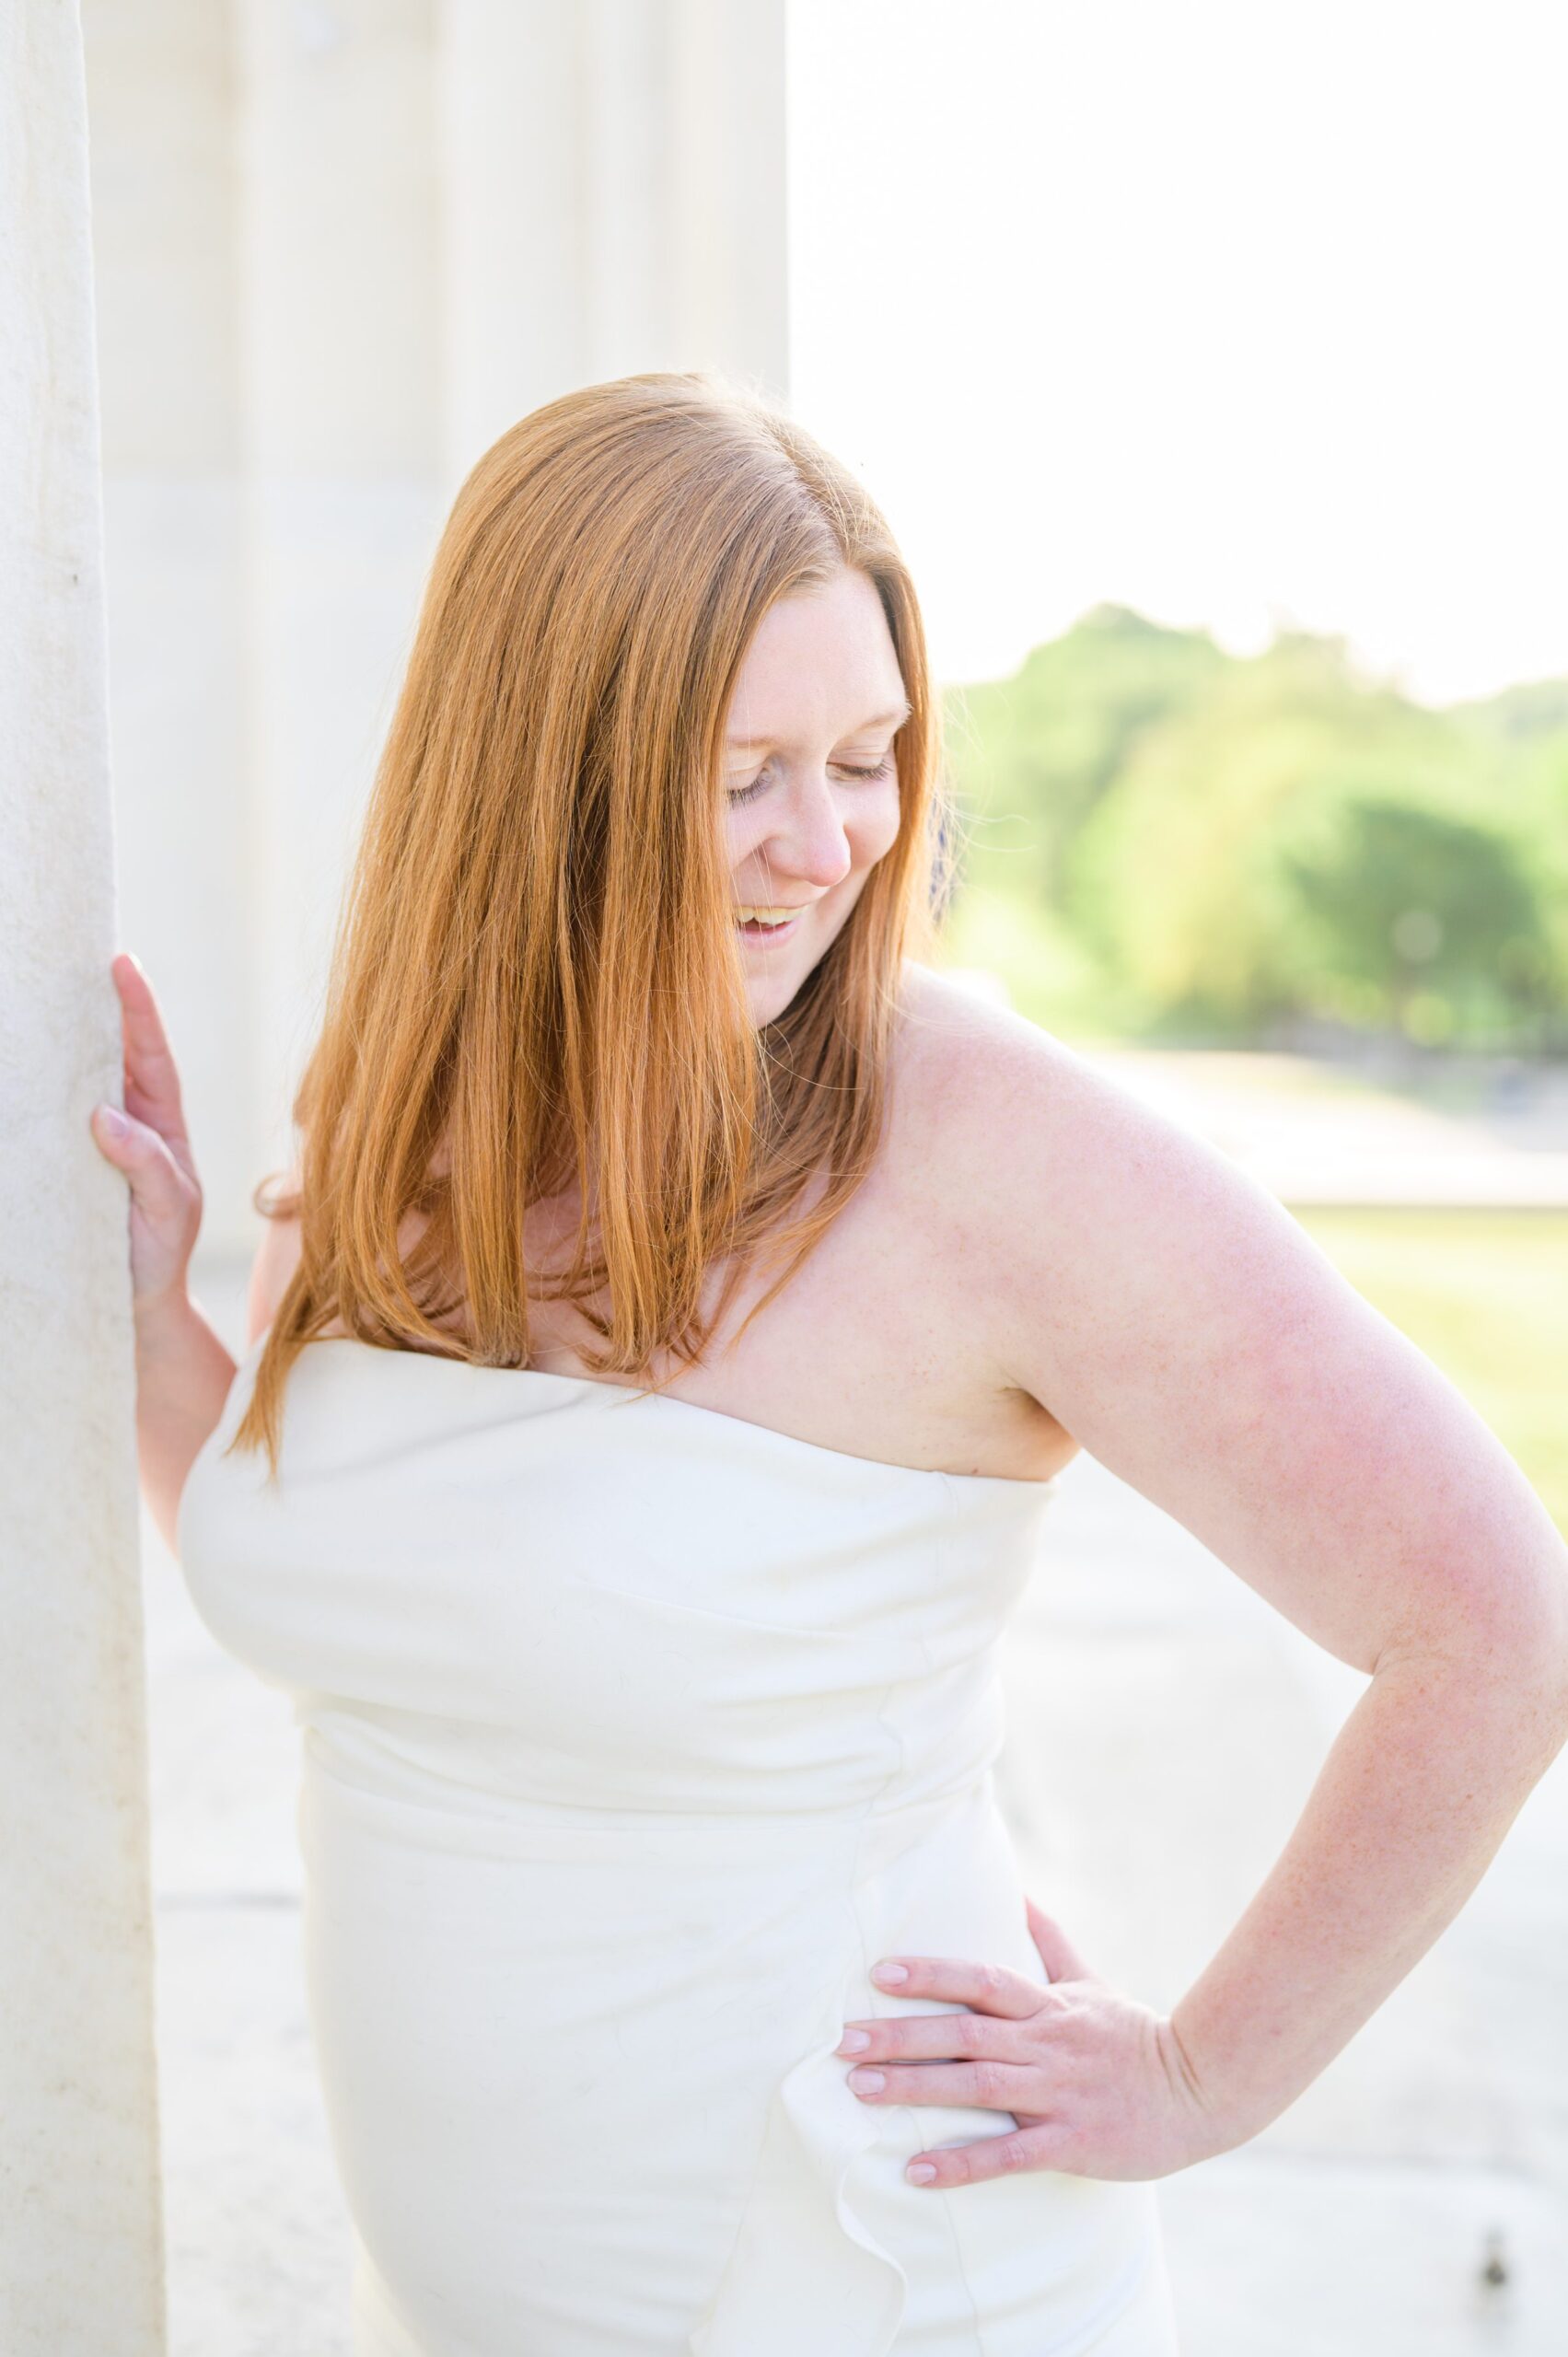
[96,371,1568,2355]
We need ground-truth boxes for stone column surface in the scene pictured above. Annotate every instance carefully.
[437,0,792,488]
[0,4,167,2351]
[236,0,444,1211]
[82,0,255,1254]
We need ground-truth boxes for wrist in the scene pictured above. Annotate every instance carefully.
[132,1283,210,1363]
[1157,2006,1278,2163]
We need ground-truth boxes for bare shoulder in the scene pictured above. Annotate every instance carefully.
[889,958,1170,1227]
[891,960,1367,1445]
[891,958,1094,1128]
[893,960,1564,1677]
[886,959,1193,1380]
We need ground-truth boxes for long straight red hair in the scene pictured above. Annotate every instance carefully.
[229,370,955,1480]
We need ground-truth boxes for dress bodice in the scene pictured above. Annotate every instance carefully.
[177,1331,1062,1827]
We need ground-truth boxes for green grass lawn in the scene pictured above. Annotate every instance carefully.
[1294,1209,1568,1536]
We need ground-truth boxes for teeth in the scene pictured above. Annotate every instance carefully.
[734,906,800,925]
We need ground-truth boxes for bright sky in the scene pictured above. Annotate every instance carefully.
[787,0,1566,706]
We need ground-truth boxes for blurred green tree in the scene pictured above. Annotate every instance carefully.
[939,612,1568,1050]
[942,605,1229,911]
[1280,797,1542,1039]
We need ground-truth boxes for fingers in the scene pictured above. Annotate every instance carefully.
[845,2055,1039,2114]
[89,1099,189,1205]
[869,1955,1043,2020]
[1024,1895,1096,1988]
[904,2122,1065,2191]
[838,2006,1028,2065]
[109,952,194,1171]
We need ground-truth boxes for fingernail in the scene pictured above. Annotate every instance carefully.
[906,2163,936,2184]
[837,2029,871,2054]
[99,1105,127,1136]
[871,1962,908,1986]
[847,2069,885,2094]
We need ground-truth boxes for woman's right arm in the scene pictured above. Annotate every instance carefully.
[90,952,238,1557]
[130,1291,238,1558]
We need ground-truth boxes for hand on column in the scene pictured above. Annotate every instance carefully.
[90,953,205,1322]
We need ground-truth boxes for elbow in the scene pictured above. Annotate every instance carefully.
[1375,1583,1568,1723]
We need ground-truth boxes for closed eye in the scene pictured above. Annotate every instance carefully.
[726,756,896,807]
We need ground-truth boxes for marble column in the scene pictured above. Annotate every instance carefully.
[83,0,254,1251]
[437,0,792,493]
[235,0,444,1191]
[0,2,167,2349]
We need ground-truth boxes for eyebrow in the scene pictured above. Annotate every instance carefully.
[726,697,912,750]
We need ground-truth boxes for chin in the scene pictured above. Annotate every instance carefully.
[745,988,787,1029]
[740,966,802,1027]
[738,918,847,1028]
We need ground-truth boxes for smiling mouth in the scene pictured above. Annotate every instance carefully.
[733,904,811,940]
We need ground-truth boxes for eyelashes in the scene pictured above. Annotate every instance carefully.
[726,756,896,808]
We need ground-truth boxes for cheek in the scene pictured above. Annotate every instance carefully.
[722,806,751,869]
[853,781,903,869]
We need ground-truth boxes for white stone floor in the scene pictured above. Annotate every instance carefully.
[145,1250,1568,2355]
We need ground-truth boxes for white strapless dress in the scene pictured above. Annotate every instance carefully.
[177,1332,1180,2355]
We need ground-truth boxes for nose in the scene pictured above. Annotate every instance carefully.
[756,768,855,894]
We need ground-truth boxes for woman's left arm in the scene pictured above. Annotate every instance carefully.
[1162,1555,1568,2148]
[860,1011,1568,2182]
